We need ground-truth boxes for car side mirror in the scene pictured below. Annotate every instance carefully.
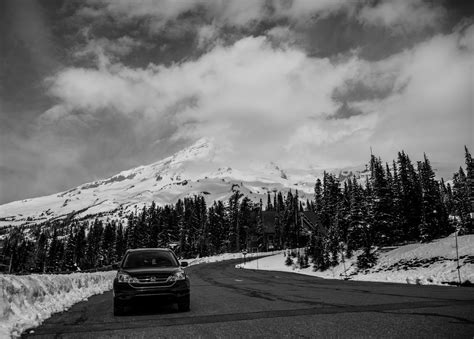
[112,263,119,269]
[180,261,188,267]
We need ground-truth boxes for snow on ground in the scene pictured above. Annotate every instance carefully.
[3,236,471,338]
[0,251,277,338]
[187,250,283,266]
[0,139,316,228]
[237,234,474,286]
[0,271,116,338]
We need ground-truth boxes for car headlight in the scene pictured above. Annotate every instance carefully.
[117,272,139,283]
[167,271,186,282]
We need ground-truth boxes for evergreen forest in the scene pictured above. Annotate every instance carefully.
[1,147,472,274]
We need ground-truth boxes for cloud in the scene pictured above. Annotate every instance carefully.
[70,0,450,68]
[459,21,474,51]
[355,25,474,168]
[1,1,469,205]
[75,35,145,63]
[358,0,446,33]
[76,0,353,39]
[196,24,220,49]
[0,126,88,204]
[78,0,446,38]
[266,26,298,47]
[44,36,362,166]
[42,22,473,173]
[79,0,201,26]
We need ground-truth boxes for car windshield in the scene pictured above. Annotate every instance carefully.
[122,250,178,268]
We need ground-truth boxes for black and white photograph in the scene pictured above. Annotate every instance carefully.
[0,0,473,337]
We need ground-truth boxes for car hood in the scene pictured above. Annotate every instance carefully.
[120,267,182,276]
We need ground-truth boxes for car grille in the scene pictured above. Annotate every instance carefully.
[130,273,174,288]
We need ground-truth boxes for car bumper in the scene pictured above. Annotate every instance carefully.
[113,279,190,302]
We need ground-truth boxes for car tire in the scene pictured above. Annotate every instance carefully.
[114,298,126,316]
[177,295,190,312]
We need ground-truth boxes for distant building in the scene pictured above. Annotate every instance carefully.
[256,210,318,250]
[261,211,277,250]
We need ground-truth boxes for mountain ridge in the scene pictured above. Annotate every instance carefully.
[0,138,325,227]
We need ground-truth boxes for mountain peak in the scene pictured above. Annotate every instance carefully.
[170,137,215,164]
[0,136,318,227]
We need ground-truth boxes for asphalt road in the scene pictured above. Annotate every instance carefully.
[24,258,474,338]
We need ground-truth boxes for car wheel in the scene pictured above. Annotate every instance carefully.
[114,298,126,316]
[178,295,190,312]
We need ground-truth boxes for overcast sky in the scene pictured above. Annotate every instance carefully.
[0,0,473,204]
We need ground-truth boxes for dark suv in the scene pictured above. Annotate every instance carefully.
[113,248,190,315]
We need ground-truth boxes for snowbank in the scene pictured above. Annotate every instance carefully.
[0,271,116,338]
[5,236,470,338]
[188,250,282,266]
[0,251,274,338]
[237,235,474,286]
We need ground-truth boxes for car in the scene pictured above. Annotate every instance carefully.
[113,248,190,315]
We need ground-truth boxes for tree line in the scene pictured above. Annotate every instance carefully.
[309,148,473,271]
[1,147,472,273]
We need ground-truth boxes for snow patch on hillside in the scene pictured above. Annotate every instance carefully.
[0,271,116,338]
[0,138,317,227]
[237,234,474,286]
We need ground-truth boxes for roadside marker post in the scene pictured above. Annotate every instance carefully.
[454,230,462,286]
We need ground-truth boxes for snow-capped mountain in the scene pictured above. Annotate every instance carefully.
[0,138,336,228]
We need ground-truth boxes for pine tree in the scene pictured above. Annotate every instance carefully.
[348,179,366,251]
[440,178,454,215]
[101,221,117,265]
[397,151,422,240]
[282,190,292,247]
[14,236,36,273]
[239,196,253,250]
[339,181,351,257]
[74,223,87,269]
[275,192,285,248]
[453,167,471,233]
[294,190,301,249]
[195,196,209,256]
[362,176,375,257]
[464,146,474,233]
[207,203,219,254]
[266,192,273,211]
[85,219,104,268]
[314,178,323,214]
[228,190,243,252]
[369,155,393,244]
[391,160,404,242]
[135,206,149,248]
[148,201,161,248]
[4,227,24,273]
[115,222,126,261]
[162,204,176,248]
[176,199,188,256]
[255,199,265,250]
[33,230,48,273]
[47,228,64,272]
[215,200,229,253]
[418,154,447,240]
[126,212,137,249]
[63,225,77,271]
